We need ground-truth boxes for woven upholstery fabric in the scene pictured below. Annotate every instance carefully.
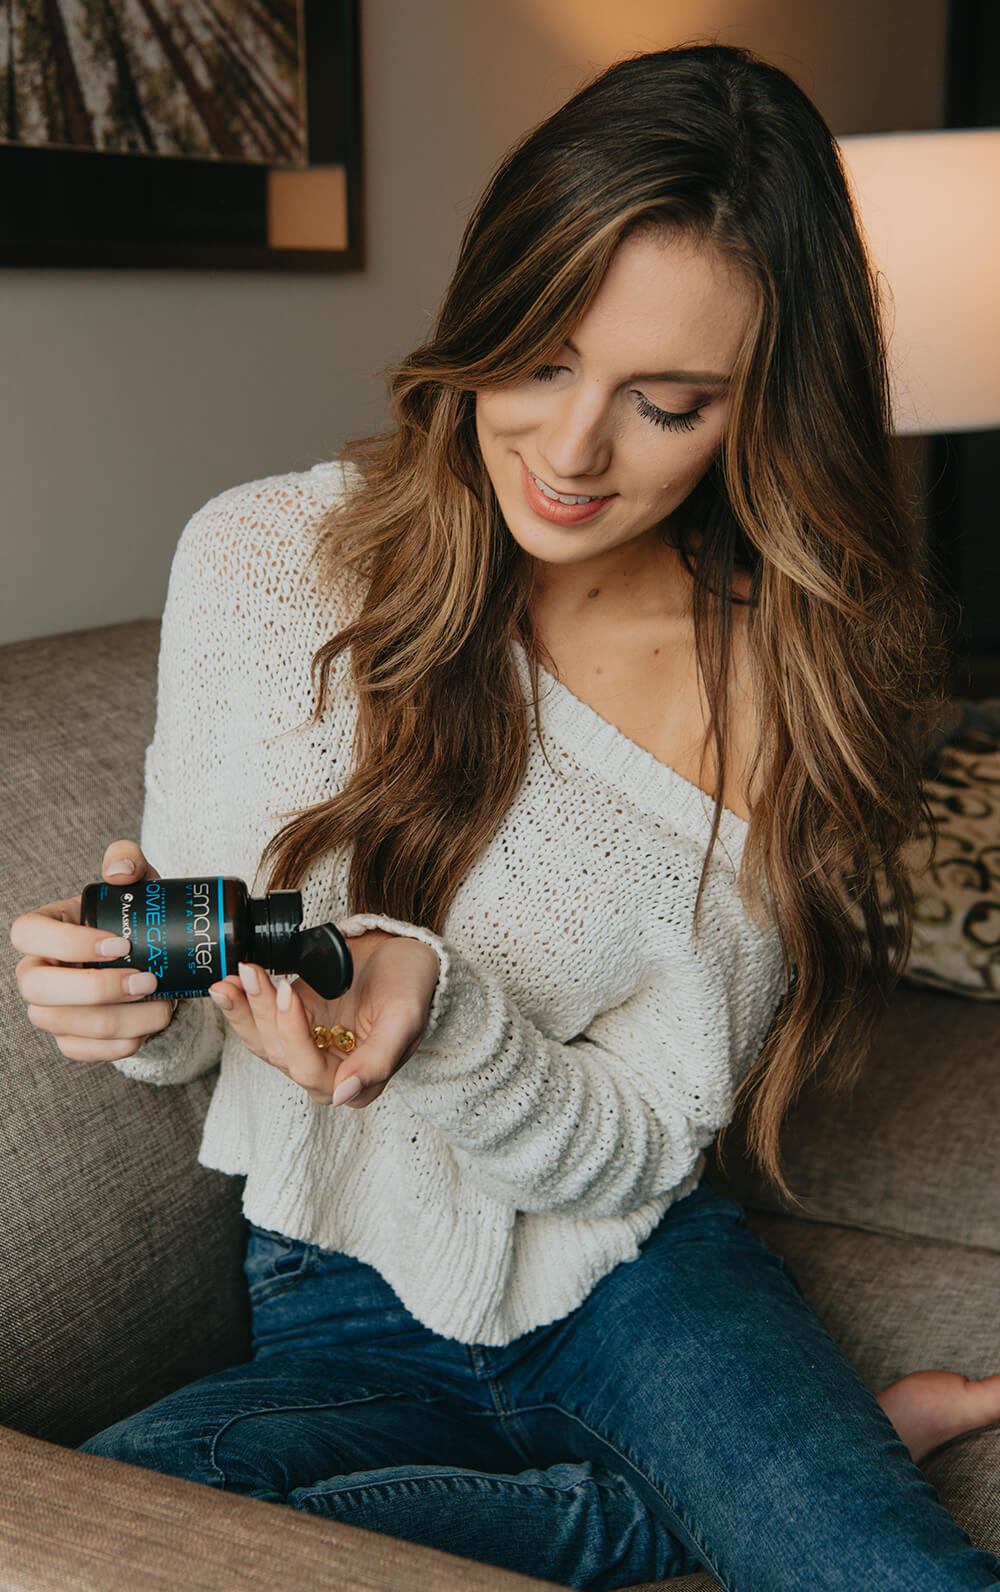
[707,983,1000,1252]
[741,1212,1000,1558]
[0,621,248,1445]
[0,1425,563,1592]
[741,1212,1000,1403]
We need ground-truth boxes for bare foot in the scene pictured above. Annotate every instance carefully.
[876,1370,1000,1463]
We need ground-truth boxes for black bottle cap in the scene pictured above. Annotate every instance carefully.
[292,923,354,999]
[250,891,303,973]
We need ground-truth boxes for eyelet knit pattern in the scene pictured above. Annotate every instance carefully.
[120,460,788,1345]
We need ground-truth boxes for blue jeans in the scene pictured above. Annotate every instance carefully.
[81,1180,1000,1591]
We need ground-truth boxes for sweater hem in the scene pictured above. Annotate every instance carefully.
[196,1143,703,1346]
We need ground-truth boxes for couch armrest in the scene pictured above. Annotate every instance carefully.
[0,1425,562,1592]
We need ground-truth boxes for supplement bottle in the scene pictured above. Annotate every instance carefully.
[80,877,352,1000]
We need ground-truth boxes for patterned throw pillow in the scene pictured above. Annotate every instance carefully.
[892,707,1000,1000]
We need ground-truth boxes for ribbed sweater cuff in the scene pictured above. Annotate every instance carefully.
[336,913,451,1042]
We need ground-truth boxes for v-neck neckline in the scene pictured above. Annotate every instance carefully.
[514,642,750,845]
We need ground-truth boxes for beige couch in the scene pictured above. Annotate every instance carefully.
[1,616,998,1592]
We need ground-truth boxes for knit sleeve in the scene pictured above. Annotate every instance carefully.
[115,467,346,1086]
[112,491,240,1086]
[337,903,780,1220]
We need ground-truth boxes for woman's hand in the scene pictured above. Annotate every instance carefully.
[208,929,439,1107]
[10,840,176,1062]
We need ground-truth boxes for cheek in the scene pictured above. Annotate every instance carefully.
[477,391,512,440]
[477,387,542,441]
[657,427,725,495]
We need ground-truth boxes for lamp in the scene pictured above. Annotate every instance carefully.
[836,130,1000,435]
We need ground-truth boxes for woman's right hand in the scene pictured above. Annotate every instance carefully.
[10,840,176,1062]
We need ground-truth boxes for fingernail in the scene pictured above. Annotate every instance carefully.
[331,1075,362,1107]
[238,963,259,997]
[106,859,136,878]
[126,971,158,996]
[97,935,130,958]
[276,980,291,1011]
[209,988,233,1011]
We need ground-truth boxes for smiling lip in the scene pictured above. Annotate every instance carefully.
[519,458,617,525]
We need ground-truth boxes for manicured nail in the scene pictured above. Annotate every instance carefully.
[105,859,136,878]
[209,988,233,1011]
[331,1075,362,1107]
[97,936,130,958]
[238,963,259,997]
[126,972,158,996]
[276,980,292,1011]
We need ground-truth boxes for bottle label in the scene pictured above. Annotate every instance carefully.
[92,877,228,996]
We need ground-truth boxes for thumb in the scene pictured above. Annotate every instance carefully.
[102,840,160,884]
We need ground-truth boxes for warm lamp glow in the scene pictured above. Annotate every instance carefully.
[837,130,1000,434]
[506,0,760,67]
[267,166,348,251]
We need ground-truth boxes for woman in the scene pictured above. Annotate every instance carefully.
[11,43,1000,1592]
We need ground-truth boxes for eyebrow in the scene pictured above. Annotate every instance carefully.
[640,369,731,387]
[563,337,731,387]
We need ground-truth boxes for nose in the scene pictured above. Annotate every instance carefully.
[536,386,612,485]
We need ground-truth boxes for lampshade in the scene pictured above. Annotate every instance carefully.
[836,130,1000,435]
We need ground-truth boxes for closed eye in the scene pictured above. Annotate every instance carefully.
[632,393,705,433]
[532,365,707,433]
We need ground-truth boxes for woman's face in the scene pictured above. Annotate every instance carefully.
[475,228,755,584]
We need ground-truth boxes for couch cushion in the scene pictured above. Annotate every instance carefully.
[707,983,1000,1252]
[0,1425,565,1592]
[738,1211,1000,1399]
[0,620,249,1444]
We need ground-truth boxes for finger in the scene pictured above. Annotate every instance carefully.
[26,998,174,1041]
[102,841,159,883]
[236,963,281,1051]
[206,974,245,1014]
[323,1001,426,1109]
[17,956,158,1007]
[207,969,275,1066]
[272,978,341,1096]
[9,900,118,961]
[51,1034,148,1063]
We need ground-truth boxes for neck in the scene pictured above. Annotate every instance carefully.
[529,539,695,635]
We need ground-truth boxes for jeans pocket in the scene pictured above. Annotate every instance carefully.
[244,1224,319,1305]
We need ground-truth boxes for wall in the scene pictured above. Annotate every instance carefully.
[0,0,946,643]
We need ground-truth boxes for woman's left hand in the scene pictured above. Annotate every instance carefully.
[208,930,440,1107]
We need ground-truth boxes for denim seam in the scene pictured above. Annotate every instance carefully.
[207,1391,414,1490]
[467,1345,539,1464]
[509,1399,732,1592]
[293,1465,641,1504]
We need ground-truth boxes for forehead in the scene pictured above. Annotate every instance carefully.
[570,228,756,375]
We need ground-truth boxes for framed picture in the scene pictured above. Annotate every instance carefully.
[0,0,362,270]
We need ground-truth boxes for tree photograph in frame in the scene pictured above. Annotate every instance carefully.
[0,0,361,269]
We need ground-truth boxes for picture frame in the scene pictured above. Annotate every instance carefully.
[0,0,362,271]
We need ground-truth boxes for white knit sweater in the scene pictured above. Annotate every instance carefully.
[121,461,788,1345]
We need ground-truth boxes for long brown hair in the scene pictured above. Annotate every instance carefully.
[261,44,954,1204]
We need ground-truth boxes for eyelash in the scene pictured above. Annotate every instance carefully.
[532,366,706,434]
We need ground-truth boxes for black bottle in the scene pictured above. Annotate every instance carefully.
[80,877,353,1001]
